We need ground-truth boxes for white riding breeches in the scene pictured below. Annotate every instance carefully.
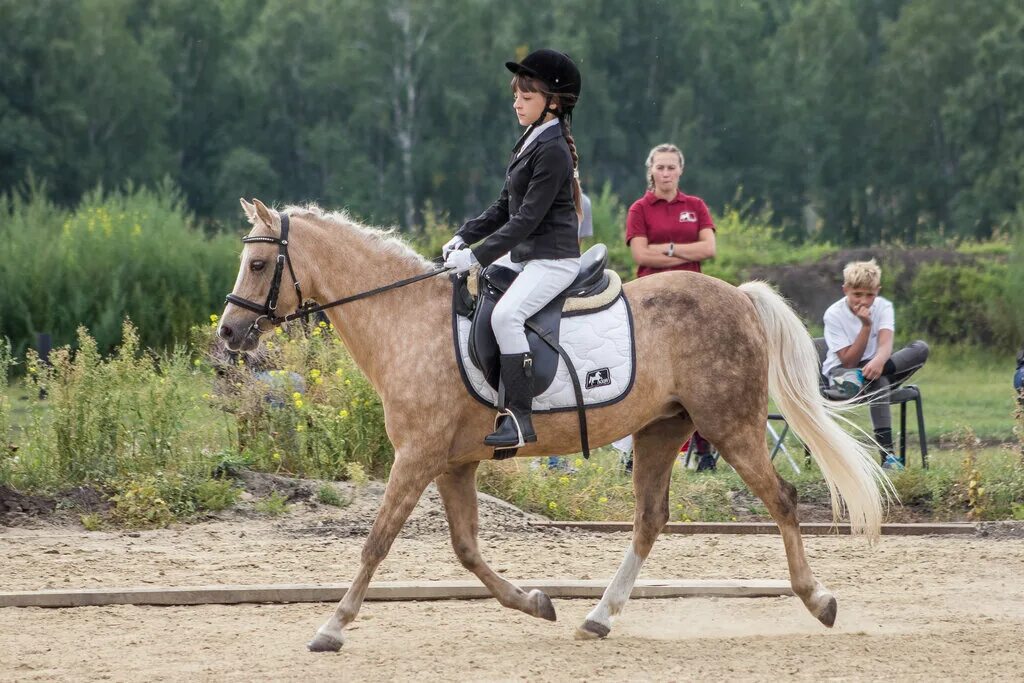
[490,254,581,354]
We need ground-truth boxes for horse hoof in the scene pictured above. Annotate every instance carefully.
[528,589,557,622]
[816,596,838,628]
[574,620,610,640]
[307,632,345,652]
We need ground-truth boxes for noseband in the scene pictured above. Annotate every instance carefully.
[225,211,450,335]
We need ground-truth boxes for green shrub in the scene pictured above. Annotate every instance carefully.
[80,513,104,531]
[255,491,289,516]
[198,318,393,480]
[191,478,242,512]
[0,182,239,358]
[699,202,836,285]
[111,477,175,529]
[316,483,348,507]
[903,261,1020,349]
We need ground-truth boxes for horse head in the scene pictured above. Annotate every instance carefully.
[219,198,306,352]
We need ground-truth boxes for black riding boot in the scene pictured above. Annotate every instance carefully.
[484,352,537,447]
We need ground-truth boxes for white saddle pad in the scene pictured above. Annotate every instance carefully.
[454,296,635,413]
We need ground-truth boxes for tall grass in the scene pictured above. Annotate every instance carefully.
[0,181,239,358]
[1,317,393,526]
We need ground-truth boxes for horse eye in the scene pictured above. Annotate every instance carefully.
[250,260,266,272]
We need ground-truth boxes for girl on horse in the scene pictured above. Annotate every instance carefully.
[443,49,584,448]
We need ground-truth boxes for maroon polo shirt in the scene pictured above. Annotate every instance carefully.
[626,190,715,278]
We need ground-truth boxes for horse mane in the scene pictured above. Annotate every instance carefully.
[283,203,431,270]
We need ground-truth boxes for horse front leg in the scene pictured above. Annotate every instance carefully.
[576,416,688,639]
[436,461,556,621]
[308,451,442,652]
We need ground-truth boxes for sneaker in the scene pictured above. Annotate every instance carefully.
[882,454,904,470]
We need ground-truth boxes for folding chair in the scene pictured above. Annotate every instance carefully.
[812,337,928,468]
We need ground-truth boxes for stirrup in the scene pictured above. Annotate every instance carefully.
[484,410,534,448]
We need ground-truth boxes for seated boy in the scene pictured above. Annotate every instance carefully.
[821,259,929,467]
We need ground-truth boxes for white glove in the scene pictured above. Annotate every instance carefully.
[444,247,477,273]
[442,235,466,260]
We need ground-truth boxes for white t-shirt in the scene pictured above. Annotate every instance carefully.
[821,295,895,376]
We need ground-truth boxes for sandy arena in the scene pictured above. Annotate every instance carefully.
[2,480,1023,681]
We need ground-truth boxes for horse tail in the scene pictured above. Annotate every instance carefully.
[738,280,892,539]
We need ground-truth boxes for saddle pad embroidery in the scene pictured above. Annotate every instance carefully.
[454,296,635,413]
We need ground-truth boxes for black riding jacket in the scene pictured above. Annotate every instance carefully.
[457,124,581,267]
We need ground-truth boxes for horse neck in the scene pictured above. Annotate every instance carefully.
[296,216,449,393]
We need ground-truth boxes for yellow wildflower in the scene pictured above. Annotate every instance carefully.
[548,501,558,511]
[210,314,219,323]
[338,409,349,419]
[599,496,608,504]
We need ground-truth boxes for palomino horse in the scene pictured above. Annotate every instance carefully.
[219,199,890,652]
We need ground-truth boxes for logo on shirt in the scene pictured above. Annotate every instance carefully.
[679,211,697,222]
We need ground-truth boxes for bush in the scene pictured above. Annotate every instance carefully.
[703,201,836,285]
[0,182,239,359]
[197,317,393,480]
[902,261,1020,349]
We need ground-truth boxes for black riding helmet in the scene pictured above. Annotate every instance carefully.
[505,49,581,124]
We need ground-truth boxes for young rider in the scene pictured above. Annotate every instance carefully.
[443,49,584,448]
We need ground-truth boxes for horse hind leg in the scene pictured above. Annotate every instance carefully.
[712,423,837,627]
[308,453,443,652]
[576,415,690,640]
[435,461,556,621]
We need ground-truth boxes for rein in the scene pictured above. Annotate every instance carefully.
[225,211,450,328]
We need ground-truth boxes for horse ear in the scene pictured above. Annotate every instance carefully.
[239,198,258,224]
[252,198,276,228]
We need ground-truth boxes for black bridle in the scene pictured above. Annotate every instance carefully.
[225,211,450,332]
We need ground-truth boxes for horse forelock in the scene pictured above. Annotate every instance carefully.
[282,203,431,270]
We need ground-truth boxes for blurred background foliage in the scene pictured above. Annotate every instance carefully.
[1,0,1022,356]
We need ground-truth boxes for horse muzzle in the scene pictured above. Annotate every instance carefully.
[218,317,265,352]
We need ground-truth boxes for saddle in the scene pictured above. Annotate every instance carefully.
[451,245,620,460]
[453,244,612,395]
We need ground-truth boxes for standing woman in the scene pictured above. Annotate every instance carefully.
[626,143,718,469]
[442,49,584,448]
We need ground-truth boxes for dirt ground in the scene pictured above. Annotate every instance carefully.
[2,480,1023,682]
